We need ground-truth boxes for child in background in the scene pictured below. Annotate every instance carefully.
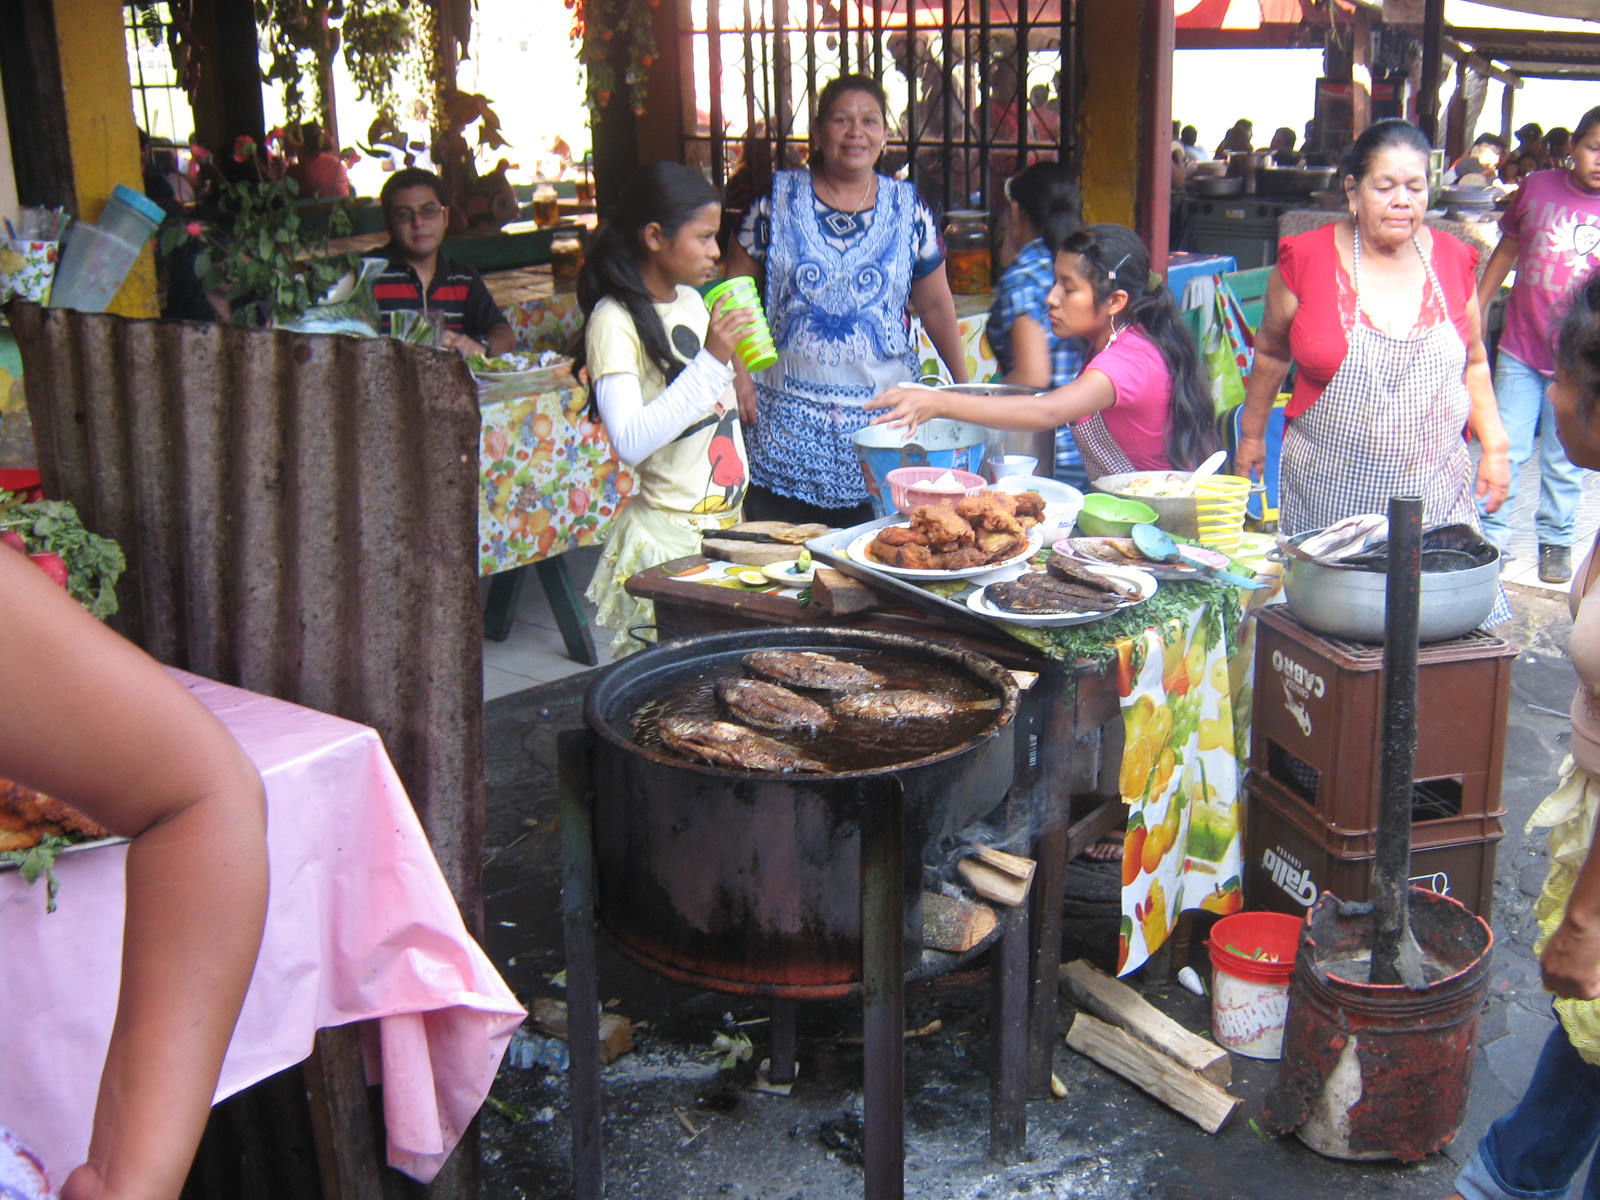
[869,223,1219,478]
[577,162,753,657]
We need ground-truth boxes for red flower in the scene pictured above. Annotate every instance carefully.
[232,134,256,163]
[184,220,204,237]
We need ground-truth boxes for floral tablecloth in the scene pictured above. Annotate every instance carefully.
[477,377,634,575]
[914,292,1001,385]
[503,293,582,353]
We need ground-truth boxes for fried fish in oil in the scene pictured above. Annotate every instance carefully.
[744,650,885,692]
[834,689,1001,721]
[716,678,836,731]
[909,504,974,549]
[657,716,829,773]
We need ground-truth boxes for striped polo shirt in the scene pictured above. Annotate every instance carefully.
[372,246,507,344]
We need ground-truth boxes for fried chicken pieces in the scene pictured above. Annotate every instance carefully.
[867,490,1042,570]
[0,778,109,852]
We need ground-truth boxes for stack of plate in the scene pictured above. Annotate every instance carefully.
[1439,185,1498,223]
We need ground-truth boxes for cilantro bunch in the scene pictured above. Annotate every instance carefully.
[0,492,127,619]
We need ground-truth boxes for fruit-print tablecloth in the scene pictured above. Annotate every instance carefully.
[914,292,1002,385]
[1112,591,1278,976]
[501,293,582,353]
[477,376,634,575]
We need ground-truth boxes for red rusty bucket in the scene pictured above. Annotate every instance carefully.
[1262,887,1493,1161]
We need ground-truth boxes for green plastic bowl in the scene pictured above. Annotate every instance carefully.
[1076,492,1160,537]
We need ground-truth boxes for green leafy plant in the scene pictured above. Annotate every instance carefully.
[158,137,359,326]
[256,0,419,123]
[0,494,126,619]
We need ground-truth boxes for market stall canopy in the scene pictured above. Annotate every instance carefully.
[1451,26,1600,81]
[1466,0,1600,21]
[1176,0,1311,29]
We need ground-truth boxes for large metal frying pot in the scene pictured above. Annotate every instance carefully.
[1276,526,1500,643]
[583,627,1019,998]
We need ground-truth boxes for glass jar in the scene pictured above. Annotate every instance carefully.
[551,231,584,288]
[531,183,560,228]
[944,210,992,295]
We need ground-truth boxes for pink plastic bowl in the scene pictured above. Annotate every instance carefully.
[886,466,987,514]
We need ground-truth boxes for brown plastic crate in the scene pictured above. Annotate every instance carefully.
[1251,607,1515,834]
[1244,777,1500,919]
[1247,768,1507,856]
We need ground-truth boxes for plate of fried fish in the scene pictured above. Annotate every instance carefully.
[847,489,1047,579]
[966,555,1157,626]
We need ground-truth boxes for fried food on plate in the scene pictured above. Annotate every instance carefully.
[872,541,939,569]
[910,504,975,549]
[875,524,928,547]
[974,530,1025,558]
[0,777,111,852]
[955,491,1023,535]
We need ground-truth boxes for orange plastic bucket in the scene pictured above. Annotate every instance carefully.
[1207,911,1303,1058]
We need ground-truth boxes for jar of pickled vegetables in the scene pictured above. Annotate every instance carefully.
[943,210,992,295]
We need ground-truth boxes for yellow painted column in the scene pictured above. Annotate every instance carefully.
[1078,4,1143,228]
[55,0,156,317]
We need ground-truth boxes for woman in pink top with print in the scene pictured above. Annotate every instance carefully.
[867,224,1220,478]
[1475,106,1600,585]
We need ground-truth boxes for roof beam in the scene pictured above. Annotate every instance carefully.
[1442,36,1523,87]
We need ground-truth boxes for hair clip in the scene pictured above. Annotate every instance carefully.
[1109,252,1133,276]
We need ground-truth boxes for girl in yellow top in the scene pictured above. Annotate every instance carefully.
[577,162,753,657]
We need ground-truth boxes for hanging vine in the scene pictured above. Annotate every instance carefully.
[567,0,659,117]
[254,0,420,125]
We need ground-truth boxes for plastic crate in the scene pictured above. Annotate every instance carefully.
[1251,607,1515,836]
[1244,776,1500,920]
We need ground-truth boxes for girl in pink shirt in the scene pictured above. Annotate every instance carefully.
[867,224,1220,478]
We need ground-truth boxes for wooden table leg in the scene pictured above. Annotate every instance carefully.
[482,567,526,643]
[1026,669,1075,1100]
[559,729,604,1199]
[535,556,599,666]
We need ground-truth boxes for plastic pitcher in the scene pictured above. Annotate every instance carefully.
[48,224,148,312]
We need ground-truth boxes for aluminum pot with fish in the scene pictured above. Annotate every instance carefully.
[1276,522,1500,643]
[583,626,1019,998]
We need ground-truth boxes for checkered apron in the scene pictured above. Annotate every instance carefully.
[1280,228,1510,624]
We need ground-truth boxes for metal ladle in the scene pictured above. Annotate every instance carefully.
[1130,523,1265,589]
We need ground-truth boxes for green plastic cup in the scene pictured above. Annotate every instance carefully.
[702,275,778,372]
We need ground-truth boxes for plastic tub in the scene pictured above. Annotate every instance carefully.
[885,466,986,513]
[1076,492,1158,537]
[1207,910,1303,1058]
[854,418,990,518]
[48,224,144,312]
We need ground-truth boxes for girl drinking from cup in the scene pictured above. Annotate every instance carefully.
[576,161,754,657]
[868,224,1219,478]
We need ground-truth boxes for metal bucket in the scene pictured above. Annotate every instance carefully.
[854,416,990,517]
[1263,888,1493,1161]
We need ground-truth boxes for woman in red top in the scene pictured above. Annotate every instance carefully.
[1234,119,1509,538]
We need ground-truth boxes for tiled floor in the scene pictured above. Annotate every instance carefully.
[480,545,613,701]
[480,455,1600,701]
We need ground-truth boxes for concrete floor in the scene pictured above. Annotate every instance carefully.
[471,456,1600,1199]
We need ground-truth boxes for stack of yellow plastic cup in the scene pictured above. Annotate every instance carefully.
[702,276,779,372]
[1194,475,1252,555]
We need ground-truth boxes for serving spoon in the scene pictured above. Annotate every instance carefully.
[1131,523,1265,589]
[1182,449,1228,495]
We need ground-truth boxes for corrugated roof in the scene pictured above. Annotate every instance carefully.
[8,302,487,920]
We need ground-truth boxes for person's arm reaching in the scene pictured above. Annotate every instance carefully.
[1475,235,1519,322]
[867,366,1116,439]
[1233,267,1296,483]
[910,267,970,384]
[0,548,268,1200]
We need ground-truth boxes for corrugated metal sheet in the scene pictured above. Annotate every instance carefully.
[10,301,485,912]
[11,301,487,1196]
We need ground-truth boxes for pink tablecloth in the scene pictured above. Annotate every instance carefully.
[0,671,525,1186]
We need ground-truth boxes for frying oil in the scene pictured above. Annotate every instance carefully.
[632,650,998,772]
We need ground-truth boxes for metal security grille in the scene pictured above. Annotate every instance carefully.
[124,1,195,144]
[682,0,1079,216]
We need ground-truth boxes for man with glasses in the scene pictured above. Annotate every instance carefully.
[374,168,513,357]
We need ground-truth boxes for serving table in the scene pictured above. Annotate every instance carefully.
[0,670,525,1188]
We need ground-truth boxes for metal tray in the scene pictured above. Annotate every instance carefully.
[804,515,1034,636]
